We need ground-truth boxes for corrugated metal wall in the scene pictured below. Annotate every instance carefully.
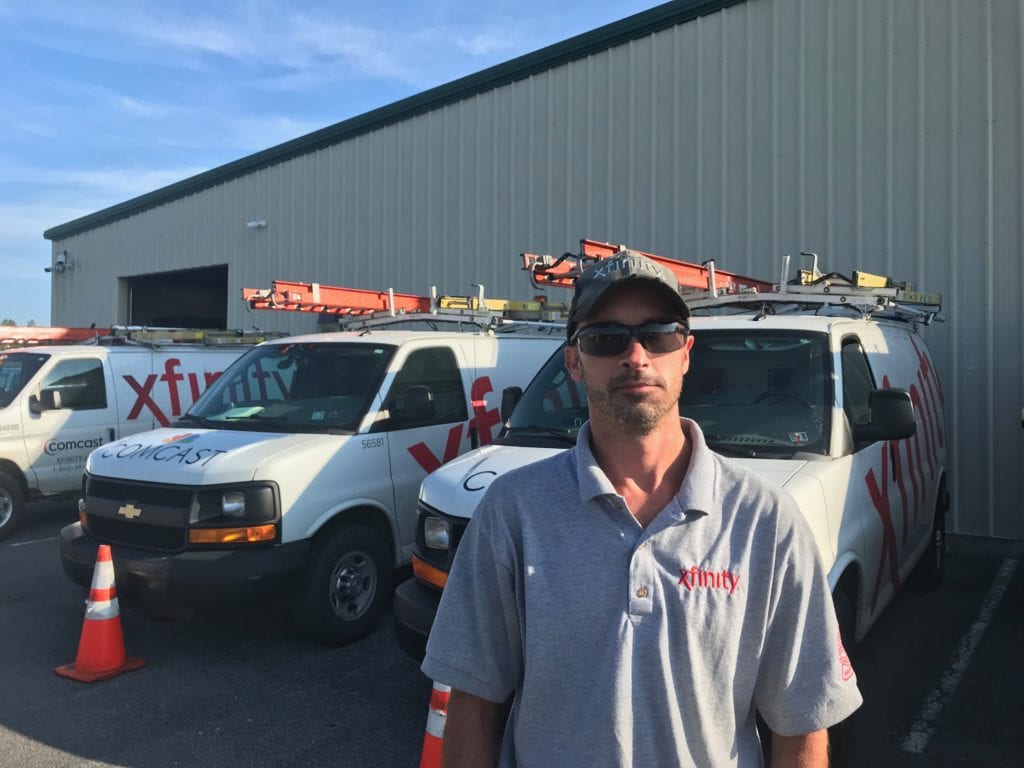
[50,0,1024,537]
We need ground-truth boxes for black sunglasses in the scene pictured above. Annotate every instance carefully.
[571,321,689,357]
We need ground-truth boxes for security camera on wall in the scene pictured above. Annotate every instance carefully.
[45,251,70,274]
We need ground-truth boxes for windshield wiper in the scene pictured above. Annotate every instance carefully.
[175,414,218,428]
[216,414,295,431]
[705,439,796,459]
[503,426,578,445]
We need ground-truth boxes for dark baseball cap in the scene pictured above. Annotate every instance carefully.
[566,250,691,340]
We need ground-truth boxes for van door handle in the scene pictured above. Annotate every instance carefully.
[108,428,115,442]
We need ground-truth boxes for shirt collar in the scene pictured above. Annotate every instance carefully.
[573,418,715,521]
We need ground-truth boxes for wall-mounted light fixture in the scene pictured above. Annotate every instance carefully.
[44,250,72,274]
[245,220,267,229]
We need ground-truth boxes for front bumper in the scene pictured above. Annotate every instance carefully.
[393,576,441,661]
[59,522,309,607]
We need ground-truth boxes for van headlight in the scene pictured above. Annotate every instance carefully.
[221,491,246,518]
[423,516,450,550]
[193,484,278,524]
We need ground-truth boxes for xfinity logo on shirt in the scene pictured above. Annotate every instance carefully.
[678,566,742,595]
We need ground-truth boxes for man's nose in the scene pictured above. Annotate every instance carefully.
[620,336,650,367]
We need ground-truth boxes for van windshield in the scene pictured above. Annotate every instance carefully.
[184,342,396,433]
[0,352,49,410]
[500,330,831,457]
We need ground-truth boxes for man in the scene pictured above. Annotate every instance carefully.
[421,252,862,767]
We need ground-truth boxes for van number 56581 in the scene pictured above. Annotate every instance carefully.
[361,437,385,449]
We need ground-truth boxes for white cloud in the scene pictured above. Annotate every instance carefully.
[12,121,59,139]
[117,96,184,120]
[0,203,88,252]
[0,163,209,203]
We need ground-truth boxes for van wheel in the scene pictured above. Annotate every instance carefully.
[0,472,25,541]
[292,525,393,645]
[832,583,856,652]
[914,482,948,590]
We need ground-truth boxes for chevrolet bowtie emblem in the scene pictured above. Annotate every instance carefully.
[117,503,142,520]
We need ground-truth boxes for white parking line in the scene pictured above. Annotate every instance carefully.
[9,536,59,547]
[901,557,1019,754]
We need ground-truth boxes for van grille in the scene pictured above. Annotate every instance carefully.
[84,476,193,552]
[84,515,187,551]
[87,477,193,507]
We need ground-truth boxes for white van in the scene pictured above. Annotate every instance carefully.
[394,298,950,659]
[0,340,247,539]
[60,327,561,644]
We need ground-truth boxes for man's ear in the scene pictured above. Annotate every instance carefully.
[564,345,584,382]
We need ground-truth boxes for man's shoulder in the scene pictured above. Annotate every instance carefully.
[694,443,803,525]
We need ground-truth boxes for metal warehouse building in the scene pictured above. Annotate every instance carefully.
[44,0,1024,538]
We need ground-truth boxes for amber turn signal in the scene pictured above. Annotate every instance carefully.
[412,553,449,589]
[188,524,276,544]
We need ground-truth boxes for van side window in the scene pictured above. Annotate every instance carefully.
[40,359,107,410]
[841,340,875,428]
[387,348,467,428]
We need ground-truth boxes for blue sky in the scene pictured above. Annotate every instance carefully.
[1,0,658,326]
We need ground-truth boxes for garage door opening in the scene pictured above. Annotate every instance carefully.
[124,266,228,329]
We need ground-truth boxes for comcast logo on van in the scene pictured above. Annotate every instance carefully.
[45,437,104,455]
[161,432,200,444]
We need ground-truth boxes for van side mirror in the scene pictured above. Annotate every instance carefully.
[29,389,62,414]
[853,388,915,442]
[396,385,434,424]
[500,386,523,421]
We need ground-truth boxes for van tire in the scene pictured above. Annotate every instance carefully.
[292,525,393,645]
[914,481,948,590]
[0,472,24,541]
[832,582,856,652]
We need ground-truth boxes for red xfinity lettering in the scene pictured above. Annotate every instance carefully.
[677,566,741,595]
[468,376,502,446]
[408,424,464,474]
[866,442,902,612]
[406,375,503,473]
[160,358,185,416]
[881,375,912,544]
[126,368,226,427]
[124,374,170,426]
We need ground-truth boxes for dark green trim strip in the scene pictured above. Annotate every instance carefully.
[44,0,744,241]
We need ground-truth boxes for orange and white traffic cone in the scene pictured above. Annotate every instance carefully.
[55,544,145,683]
[419,681,451,768]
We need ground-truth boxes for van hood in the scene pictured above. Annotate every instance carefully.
[86,428,343,486]
[422,447,810,522]
[420,444,560,520]
[727,458,806,490]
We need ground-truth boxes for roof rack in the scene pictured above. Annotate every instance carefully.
[0,326,108,348]
[522,238,774,295]
[242,280,570,332]
[685,253,944,325]
[0,326,280,350]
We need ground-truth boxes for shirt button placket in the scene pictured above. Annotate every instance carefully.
[629,538,655,616]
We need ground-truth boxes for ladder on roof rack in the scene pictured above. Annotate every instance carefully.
[0,326,280,350]
[241,280,570,328]
[522,238,775,296]
[0,326,109,347]
[685,253,944,323]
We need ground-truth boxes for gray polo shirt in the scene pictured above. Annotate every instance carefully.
[422,419,862,767]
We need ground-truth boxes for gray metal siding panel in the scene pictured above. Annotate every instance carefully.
[49,0,1024,536]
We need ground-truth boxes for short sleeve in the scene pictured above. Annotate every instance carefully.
[753,501,863,734]
[420,493,523,703]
